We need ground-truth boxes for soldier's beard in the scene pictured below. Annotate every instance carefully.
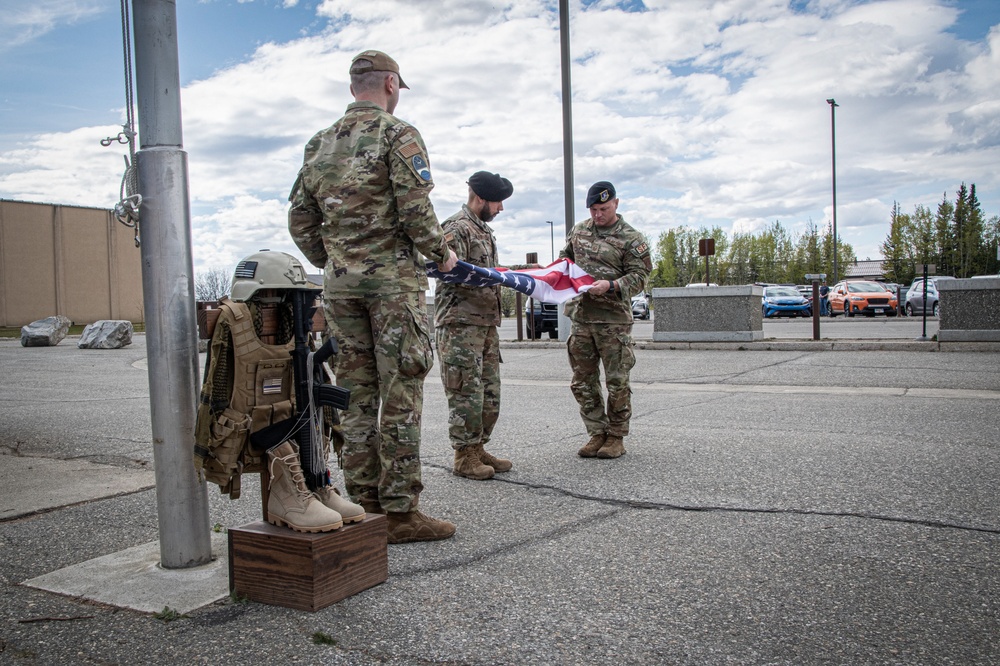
[479,203,496,223]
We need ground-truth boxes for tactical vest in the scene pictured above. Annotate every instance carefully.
[194,299,295,499]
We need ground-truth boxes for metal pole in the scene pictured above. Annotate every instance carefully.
[558,0,575,341]
[546,220,554,263]
[132,0,212,568]
[827,98,839,283]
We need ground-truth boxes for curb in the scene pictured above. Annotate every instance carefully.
[500,339,1000,352]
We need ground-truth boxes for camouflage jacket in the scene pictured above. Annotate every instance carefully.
[559,215,651,323]
[434,204,502,327]
[287,101,450,296]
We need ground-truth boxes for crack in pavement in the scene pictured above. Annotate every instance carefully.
[423,462,1000,541]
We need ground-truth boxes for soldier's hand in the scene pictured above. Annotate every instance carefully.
[589,279,612,296]
[438,249,458,273]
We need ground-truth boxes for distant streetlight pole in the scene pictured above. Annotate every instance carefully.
[826,98,839,283]
[546,220,555,263]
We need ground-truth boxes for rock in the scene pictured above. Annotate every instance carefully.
[20,316,72,347]
[78,320,134,349]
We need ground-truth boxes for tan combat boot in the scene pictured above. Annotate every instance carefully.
[314,485,366,524]
[476,443,512,473]
[386,510,457,544]
[577,433,606,458]
[266,442,343,533]
[596,435,626,459]
[453,445,495,480]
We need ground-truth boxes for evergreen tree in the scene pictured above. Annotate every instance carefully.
[881,201,914,284]
[934,193,955,275]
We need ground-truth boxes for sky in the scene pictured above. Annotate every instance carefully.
[2,0,999,278]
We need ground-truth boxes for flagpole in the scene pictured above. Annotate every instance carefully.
[558,0,574,341]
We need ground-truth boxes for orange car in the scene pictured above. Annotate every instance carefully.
[828,280,898,317]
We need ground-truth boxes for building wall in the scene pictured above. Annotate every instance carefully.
[0,200,144,327]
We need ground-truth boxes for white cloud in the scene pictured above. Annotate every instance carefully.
[2,0,999,274]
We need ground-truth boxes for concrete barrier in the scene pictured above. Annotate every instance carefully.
[652,285,763,342]
[937,277,1000,342]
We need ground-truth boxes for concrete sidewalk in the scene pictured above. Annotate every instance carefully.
[1,336,998,665]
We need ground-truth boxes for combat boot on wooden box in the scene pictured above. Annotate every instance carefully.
[267,442,343,533]
[314,486,366,524]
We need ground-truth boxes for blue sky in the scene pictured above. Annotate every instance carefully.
[2,0,999,275]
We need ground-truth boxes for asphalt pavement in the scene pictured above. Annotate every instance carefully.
[1,326,998,665]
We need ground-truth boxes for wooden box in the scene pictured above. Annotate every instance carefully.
[228,514,388,612]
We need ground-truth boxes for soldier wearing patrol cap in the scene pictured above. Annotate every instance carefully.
[434,171,514,482]
[288,50,459,544]
[559,181,651,459]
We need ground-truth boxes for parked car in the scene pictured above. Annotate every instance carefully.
[761,285,812,318]
[795,284,816,302]
[905,276,955,317]
[631,293,650,320]
[525,300,559,339]
[827,280,898,317]
[685,282,720,287]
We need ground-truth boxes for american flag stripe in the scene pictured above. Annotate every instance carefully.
[427,259,594,304]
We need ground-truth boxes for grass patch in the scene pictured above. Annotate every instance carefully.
[153,607,188,622]
[312,632,337,646]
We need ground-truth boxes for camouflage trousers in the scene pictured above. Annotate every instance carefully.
[324,292,432,513]
[435,323,500,450]
[567,321,636,438]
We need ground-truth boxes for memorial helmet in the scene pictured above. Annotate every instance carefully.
[230,250,312,302]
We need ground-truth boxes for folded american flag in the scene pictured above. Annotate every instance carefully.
[426,259,595,304]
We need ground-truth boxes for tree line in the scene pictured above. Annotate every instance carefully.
[648,221,855,288]
[881,184,1000,285]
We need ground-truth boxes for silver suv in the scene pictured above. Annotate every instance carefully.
[631,293,650,320]
[905,276,954,317]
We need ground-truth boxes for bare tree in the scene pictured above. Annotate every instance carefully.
[194,267,231,301]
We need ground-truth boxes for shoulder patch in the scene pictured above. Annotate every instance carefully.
[411,154,432,181]
[444,231,455,244]
[399,142,421,159]
[632,241,650,257]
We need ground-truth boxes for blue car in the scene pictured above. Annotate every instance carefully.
[762,285,812,318]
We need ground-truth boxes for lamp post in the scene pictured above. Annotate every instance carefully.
[826,98,839,283]
[546,220,555,263]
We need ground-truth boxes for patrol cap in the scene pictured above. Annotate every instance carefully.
[586,181,616,207]
[468,171,514,202]
[350,50,409,89]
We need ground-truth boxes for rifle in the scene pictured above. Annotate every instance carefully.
[249,288,351,490]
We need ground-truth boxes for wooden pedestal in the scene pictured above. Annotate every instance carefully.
[228,514,388,612]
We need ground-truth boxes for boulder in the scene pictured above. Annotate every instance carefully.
[20,316,72,347]
[78,320,134,349]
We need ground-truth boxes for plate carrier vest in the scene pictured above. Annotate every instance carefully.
[194,298,295,499]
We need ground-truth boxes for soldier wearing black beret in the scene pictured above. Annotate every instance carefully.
[435,171,515,482]
[559,180,651,460]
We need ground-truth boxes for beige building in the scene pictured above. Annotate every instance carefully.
[0,199,144,327]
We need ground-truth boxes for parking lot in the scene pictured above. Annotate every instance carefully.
[1,332,997,664]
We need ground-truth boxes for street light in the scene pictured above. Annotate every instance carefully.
[826,98,839,283]
[546,220,555,263]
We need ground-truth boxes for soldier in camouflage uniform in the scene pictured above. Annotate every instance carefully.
[434,171,514,481]
[559,181,651,459]
[288,50,459,544]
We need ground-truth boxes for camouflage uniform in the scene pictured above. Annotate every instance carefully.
[434,204,502,451]
[560,214,651,437]
[288,101,450,513]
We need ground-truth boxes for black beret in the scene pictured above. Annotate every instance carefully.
[586,181,616,207]
[468,171,513,202]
